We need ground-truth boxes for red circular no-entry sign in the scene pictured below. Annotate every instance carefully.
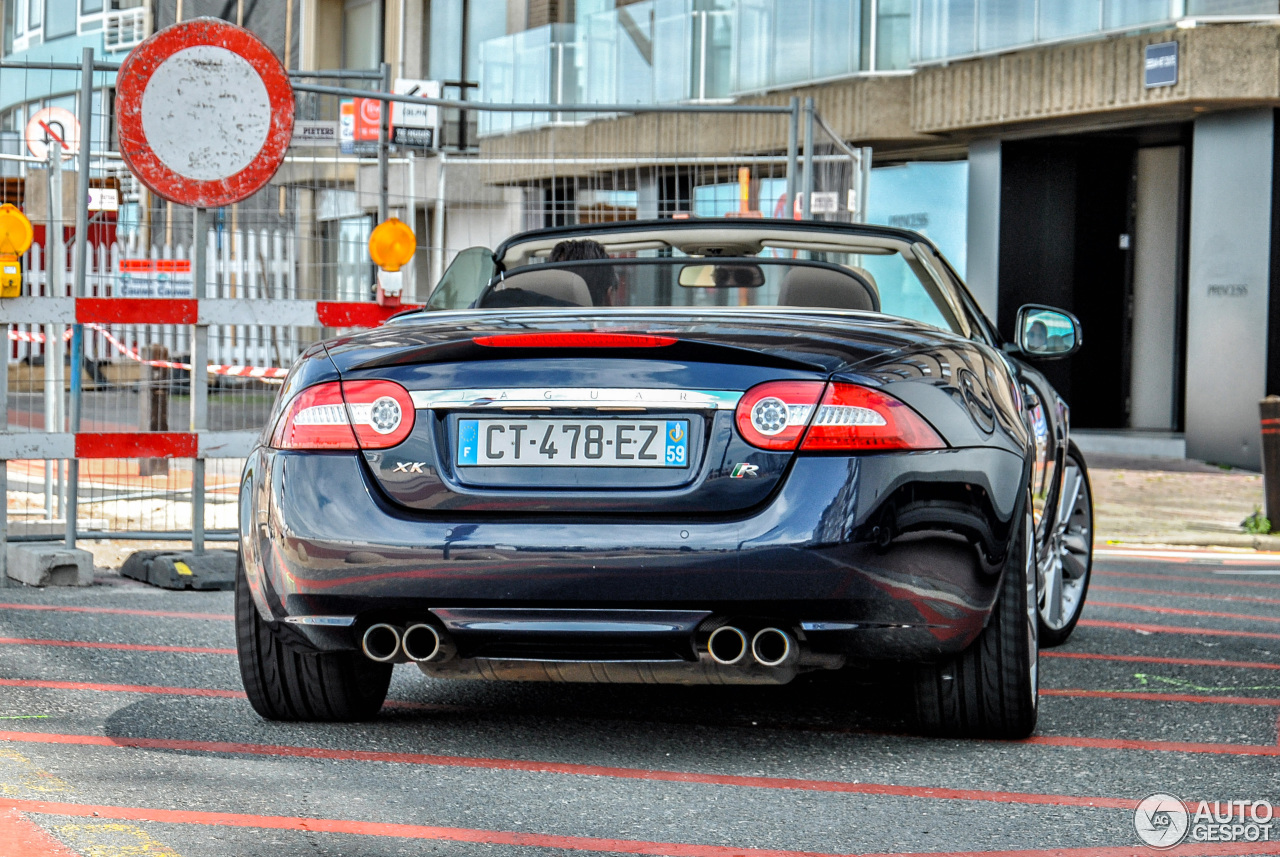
[116,18,294,208]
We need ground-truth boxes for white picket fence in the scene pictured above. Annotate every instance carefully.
[10,229,309,374]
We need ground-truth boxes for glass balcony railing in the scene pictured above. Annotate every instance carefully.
[475,0,913,136]
[913,0,1280,64]
[477,24,580,135]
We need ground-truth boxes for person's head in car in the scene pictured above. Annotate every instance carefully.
[549,239,615,306]
[1026,320,1048,350]
[712,263,763,289]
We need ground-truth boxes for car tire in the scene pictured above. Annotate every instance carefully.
[913,497,1038,739]
[235,557,392,722]
[1038,441,1094,648]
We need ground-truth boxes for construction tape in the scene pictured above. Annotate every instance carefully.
[7,325,287,381]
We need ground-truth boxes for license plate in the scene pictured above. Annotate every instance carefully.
[458,419,689,468]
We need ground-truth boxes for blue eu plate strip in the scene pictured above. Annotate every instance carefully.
[665,420,688,467]
[458,420,479,465]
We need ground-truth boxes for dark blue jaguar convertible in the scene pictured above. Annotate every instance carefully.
[236,219,1093,739]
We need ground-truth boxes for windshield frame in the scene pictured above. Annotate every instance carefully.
[477,255,968,335]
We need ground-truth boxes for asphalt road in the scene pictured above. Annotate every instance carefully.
[0,548,1278,856]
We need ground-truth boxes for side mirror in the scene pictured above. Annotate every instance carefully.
[1014,304,1082,359]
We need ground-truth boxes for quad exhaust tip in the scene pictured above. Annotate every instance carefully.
[401,623,444,663]
[361,623,402,662]
[751,627,796,668]
[707,625,748,665]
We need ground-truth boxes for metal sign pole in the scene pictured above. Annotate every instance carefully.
[801,97,815,221]
[66,46,94,549]
[378,62,391,226]
[190,206,208,555]
[785,96,799,219]
[45,146,64,521]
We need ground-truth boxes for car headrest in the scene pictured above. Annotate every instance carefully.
[778,266,880,313]
[495,269,593,307]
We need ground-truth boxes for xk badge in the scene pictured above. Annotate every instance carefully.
[392,461,425,474]
[730,462,759,479]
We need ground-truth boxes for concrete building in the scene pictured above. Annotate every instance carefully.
[5,1,1277,466]
[361,0,1280,467]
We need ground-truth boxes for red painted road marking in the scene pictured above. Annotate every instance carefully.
[1024,734,1280,757]
[0,678,244,698]
[7,798,1280,857]
[1043,651,1280,671]
[0,807,80,857]
[1043,688,1280,706]
[1090,600,1280,624]
[7,675,1280,741]
[0,730,1137,811]
[0,637,236,655]
[1095,569,1280,591]
[0,603,231,621]
[1096,547,1280,565]
[1092,584,1280,607]
[1077,619,1280,641]
[0,677,458,712]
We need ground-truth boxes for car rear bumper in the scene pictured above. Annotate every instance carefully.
[241,445,1027,664]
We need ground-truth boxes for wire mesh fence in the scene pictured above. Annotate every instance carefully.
[1,56,868,553]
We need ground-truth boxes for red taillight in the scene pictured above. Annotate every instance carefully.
[734,381,945,452]
[473,332,677,348]
[735,381,826,450]
[270,380,415,450]
[800,384,945,452]
[342,379,415,448]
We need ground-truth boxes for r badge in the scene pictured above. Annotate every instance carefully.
[730,462,759,479]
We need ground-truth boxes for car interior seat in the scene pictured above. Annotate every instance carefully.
[778,265,880,312]
[491,268,594,307]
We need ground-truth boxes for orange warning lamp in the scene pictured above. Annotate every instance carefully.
[368,218,416,272]
[0,203,33,298]
[369,217,416,308]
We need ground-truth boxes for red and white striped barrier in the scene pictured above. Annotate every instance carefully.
[0,296,419,328]
[0,297,420,460]
[86,324,289,381]
[0,430,261,460]
[7,328,74,343]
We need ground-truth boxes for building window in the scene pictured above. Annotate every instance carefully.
[428,0,506,86]
[44,0,74,38]
[875,0,911,70]
[81,0,103,13]
[343,0,382,70]
[3,0,14,53]
[27,0,39,29]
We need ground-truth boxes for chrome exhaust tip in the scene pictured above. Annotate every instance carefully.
[707,625,748,665]
[361,623,402,663]
[751,627,796,668]
[402,623,447,663]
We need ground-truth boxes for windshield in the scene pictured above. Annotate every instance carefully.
[476,253,964,334]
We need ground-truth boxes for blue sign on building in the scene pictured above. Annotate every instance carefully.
[1145,42,1178,88]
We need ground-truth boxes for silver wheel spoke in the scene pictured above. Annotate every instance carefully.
[1056,467,1082,530]
[1044,556,1063,626]
[1038,453,1093,633]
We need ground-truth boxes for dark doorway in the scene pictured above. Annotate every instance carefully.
[997,128,1189,430]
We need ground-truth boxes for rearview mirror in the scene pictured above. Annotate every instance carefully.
[678,263,765,289]
[1015,305,1082,359]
